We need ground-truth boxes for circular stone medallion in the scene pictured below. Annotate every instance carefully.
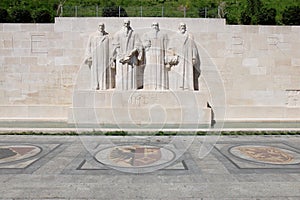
[0,145,41,164]
[230,145,300,165]
[95,145,175,168]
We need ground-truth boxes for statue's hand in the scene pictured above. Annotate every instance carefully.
[110,58,116,69]
[192,58,196,66]
[145,40,151,51]
[165,64,171,70]
[119,58,125,64]
[85,57,92,68]
[85,57,92,63]
[119,56,131,64]
[129,48,138,57]
[168,55,179,66]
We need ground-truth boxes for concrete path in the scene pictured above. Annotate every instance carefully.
[0,135,300,199]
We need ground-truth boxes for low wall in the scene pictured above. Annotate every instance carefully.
[0,17,299,123]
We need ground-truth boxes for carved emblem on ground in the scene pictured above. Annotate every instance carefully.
[230,145,300,165]
[109,145,162,167]
[236,146,293,164]
[0,145,41,164]
[95,145,175,168]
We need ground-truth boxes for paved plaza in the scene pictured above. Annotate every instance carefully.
[0,134,300,199]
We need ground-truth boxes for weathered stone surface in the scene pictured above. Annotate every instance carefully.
[0,18,299,124]
[70,90,211,125]
[0,135,300,199]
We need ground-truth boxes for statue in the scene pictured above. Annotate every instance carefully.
[85,23,114,90]
[142,22,169,90]
[112,19,144,90]
[168,23,200,91]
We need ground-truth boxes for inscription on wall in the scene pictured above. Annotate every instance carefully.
[267,36,279,46]
[129,94,159,107]
[286,90,300,107]
[231,36,244,54]
[31,34,48,54]
[3,36,13,49]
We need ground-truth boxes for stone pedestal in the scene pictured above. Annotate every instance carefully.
[69,90,211,128]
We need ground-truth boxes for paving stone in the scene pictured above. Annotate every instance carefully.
[0,135,299,199]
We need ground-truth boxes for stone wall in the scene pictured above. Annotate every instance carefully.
[0,17,299,122]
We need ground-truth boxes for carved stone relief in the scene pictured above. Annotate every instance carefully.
[85,20,201,91]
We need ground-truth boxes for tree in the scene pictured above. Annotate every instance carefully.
[102,6,128,17]
[282,6,300,25]
[241,0,262,25]
[240,10,252,25]
[258,7,277,25]
[11,8,33,23]
[34,9,53,23]
[0,8,10,22]
[240,0,277,25]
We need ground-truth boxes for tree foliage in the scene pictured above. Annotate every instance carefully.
[34,9,53,23]
[0,8,10,23]
[240,10,252,25]
[11,8,33,23]
[241,0,277,25]
[102,6,128,17]
[258,7,277,25]
[0,0,299,25]
[282,6,300,25]
[241,0,262,25]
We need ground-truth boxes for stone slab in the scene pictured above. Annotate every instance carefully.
[0,105,69,120]
[69,90,211,126]
[0,18,300,124]
[72,90,209,108]
[0,135,300,199]
[222,106,300,121]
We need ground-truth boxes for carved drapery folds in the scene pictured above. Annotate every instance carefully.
[85,20,200,91]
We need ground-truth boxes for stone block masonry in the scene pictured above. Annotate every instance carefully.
[0,18,299,124]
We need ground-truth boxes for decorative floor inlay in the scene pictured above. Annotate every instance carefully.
[95,145,176,168]
[0,145,41,164]
[68,147,193,175]
[0,143,62,172]
[230,145,298,165]
[214,142,300,172]
[77,159,187,171]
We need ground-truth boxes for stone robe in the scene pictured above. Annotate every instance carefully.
[142,30,169,90]
[113,28,143,90]
[86,32,113,90]
[169,32,200,91]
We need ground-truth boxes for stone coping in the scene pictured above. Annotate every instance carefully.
[0,128,300,134]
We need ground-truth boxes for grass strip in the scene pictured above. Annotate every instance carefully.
[0,130,300,136]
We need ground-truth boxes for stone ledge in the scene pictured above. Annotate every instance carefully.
[0,105,69,119]
[73,90,209,108]
[222,118,300,122]
[213,106,300,121]
[70,90,212,125]
[69,107,212,125]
